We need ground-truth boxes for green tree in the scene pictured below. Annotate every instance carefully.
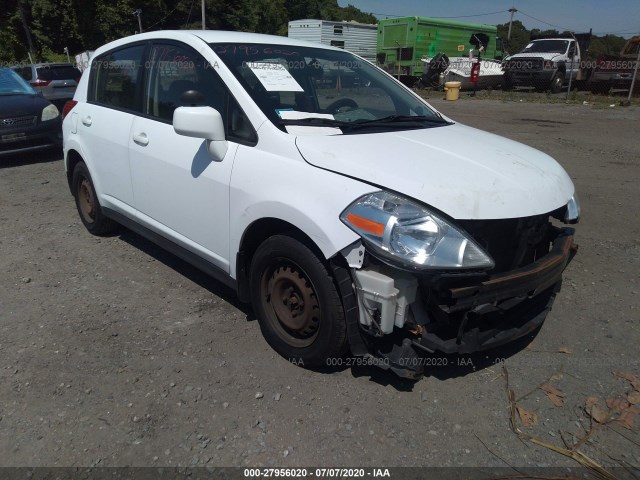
[496,20,530,54]
[0,0,377,62]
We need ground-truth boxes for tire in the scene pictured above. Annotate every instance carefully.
[249,235,347,367]
[502,73,513,91]
[72,162,118,235]
[550,72,565,93]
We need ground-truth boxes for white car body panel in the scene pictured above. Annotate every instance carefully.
[71,104,137,209]
[295,123,574,220]
[228,125,375,278]
[129,117,239,272]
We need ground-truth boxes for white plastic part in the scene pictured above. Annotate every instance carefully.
[340,242,365,268]
[354,267,418,334]
[173,106,228,161]
[392,274,418,328]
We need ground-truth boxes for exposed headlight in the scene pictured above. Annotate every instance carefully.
[41,104,60,122]
[564,194,580,224]
[340,192,494,270]
[543,60,555,70]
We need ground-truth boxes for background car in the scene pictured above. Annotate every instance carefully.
[0,67,62,156]
[11,63,82,110]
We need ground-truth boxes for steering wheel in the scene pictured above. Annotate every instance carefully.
[324,98,359,114]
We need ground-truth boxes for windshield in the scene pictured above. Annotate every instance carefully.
[211,43,445,134]
[0,68,36,95]
[522,40,569,54]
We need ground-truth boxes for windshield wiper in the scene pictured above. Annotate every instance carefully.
[344,115,452,130]
[279,117,347,128]
[279,115,452,131]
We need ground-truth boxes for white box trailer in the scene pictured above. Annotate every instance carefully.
[288,19,377,63]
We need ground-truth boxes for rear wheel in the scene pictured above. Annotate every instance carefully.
[72,162,117,235]
[249,235,347,367]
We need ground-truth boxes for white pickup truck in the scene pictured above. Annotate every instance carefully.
[503,35,591,93]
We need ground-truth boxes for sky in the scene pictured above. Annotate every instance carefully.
[336,0,640,37]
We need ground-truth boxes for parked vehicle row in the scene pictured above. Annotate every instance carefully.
[62,30,579,380]
[11,63,82,108]
[0,68,62,157]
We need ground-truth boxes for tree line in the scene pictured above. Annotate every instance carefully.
[0,2,630,64]
[0,0,376,63]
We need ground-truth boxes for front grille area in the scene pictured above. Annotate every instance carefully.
[506,58,543,71]
[0,115,37,129]
[457,214,553,274]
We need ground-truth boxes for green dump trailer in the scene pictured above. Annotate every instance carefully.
[377,17,503,82]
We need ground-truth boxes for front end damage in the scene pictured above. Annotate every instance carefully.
[333,214,578,380]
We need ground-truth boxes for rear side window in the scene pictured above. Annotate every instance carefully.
[90,45,145,112]
[36,65,81,81]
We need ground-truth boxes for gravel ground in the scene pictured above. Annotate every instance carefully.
[0,97,639,474]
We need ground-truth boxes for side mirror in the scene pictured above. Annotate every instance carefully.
[173,106,228,161]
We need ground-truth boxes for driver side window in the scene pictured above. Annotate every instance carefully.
[145,43,256,144]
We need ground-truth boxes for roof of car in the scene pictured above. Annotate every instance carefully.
[94,30,339,56]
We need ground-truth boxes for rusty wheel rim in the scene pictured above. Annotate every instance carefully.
[262,264,320,347]
[78,178,96,224]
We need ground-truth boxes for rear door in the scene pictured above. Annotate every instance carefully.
[79,44,146,213]
[567,41,581,80]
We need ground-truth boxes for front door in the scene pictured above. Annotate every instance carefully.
[128,42,239,272]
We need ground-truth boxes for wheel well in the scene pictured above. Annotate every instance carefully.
[235,218,327,303]
[66,150,84,190]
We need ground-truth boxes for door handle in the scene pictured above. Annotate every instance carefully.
[81,116,92,126]
[132,132,149,146]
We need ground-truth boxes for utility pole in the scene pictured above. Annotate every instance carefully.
[201,0,206,30]
[133,9,143,33]
[18,1,36,57]
[623,42,640,106]
[507,6,518,43]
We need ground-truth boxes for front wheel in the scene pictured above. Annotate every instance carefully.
[550,72,565,93]
[249,235,347,367]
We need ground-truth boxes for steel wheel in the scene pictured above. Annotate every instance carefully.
[550,73,564,93]
[78,177,96,224]
[72,162,117,235]
[250,235,347,366]
[262,264,321,348]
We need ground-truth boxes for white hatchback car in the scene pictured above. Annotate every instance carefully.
[63,30,579,379]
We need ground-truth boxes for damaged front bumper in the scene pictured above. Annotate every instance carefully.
[336,227,577,379]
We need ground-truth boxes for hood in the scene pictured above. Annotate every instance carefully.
[0,94,50,117]
[295,123,574,220]
[507,52,564,61]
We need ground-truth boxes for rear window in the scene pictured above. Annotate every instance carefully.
[36,65,82,81]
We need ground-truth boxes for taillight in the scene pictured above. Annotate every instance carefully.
[62,100,78,120]
[30,79,52,87]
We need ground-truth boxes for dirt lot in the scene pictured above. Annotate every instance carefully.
[1,97,639,474]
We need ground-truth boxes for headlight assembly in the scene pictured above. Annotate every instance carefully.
[41,104,60,122]
[340,191,494,270]
[564,194,580,224]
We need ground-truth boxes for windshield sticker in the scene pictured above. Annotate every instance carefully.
[278,111,342,136]
[247,62,304,92]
